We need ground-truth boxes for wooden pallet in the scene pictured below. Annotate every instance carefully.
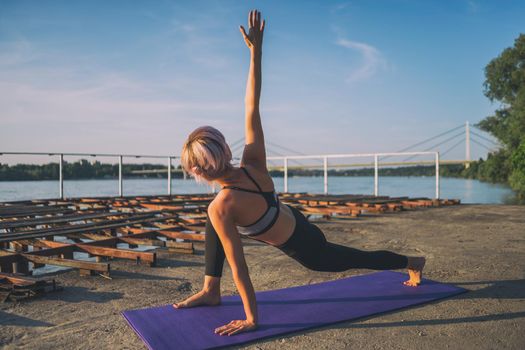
[0,193,459,301]
[0,272,62,302]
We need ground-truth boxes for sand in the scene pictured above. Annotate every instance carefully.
[0,204,524,350]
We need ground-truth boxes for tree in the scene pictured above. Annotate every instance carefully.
[477,34,525,196]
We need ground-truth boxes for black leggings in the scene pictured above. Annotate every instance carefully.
[204,204,408,277]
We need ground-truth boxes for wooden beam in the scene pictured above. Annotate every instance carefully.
[119,237,166,247]
[0,272,41,286]
[126,225,183,234]
[78,233,118,241]
[0,250,16,257]
[140,203,184,211]
[0,211,130,229]
[28,244,76,256]
[157,230,205,242]
[20,253,110,274]
[165,241,194,254]
[17,235,157,265]
[4,212,158,236]
[75,244,156,266]
[0,214,180,243]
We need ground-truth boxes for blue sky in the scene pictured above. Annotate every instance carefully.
[0,0,523,165]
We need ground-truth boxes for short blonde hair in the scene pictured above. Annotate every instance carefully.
[181,126,233,183]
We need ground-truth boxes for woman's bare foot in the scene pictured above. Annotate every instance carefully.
[404,257,426,287]
[173,290,221,309]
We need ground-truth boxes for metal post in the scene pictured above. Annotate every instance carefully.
[323,156,328,195]
[118,155,123,197]
[284,157,288,193]
[59,154,64,199]
[465,121,470,169]
[167,157,172,195]
[435,152,440,199]
[374,154,379,196]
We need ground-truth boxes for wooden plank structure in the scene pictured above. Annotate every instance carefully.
[0,192,459,301]
[279,193,460,218]
[0,272,63,302]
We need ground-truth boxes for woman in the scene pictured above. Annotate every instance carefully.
[174,10,425,337]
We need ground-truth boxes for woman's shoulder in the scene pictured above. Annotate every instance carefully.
[240,162,267,175]
[208,191,236,216]
[240,162,275,190]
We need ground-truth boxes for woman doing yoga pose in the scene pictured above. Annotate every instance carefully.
[174,10,426,336]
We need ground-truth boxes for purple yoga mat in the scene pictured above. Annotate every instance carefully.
[122,271,466,349]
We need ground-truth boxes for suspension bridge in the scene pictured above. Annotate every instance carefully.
[227,121,500,170]
[0,121,501,199]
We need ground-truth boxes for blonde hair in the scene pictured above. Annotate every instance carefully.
[181,126,233,183]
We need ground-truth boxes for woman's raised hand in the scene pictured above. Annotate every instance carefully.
[239,9,265,52]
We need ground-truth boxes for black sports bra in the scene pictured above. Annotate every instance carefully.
[221,167,280,237]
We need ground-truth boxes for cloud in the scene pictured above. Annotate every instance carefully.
[467,0,479,13]
[0,78,239,125]
[0,38,243,159]
[331,2,351,14]
[0,36,240,121]
[0,39,41,67]
[336,38,387,82]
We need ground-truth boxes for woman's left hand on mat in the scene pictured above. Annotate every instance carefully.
[214,319,258,336]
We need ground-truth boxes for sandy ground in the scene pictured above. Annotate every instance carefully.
[0,204,524,350]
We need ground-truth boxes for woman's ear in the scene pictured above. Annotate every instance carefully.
[192,166,202,175]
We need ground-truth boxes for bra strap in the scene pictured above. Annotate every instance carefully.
[221,186,261,194]
[240,167,263,192]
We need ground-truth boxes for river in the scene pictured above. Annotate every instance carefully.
[0,176,518,204]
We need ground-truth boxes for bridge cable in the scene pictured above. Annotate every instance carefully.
[229,138,245,149]
[266,141,308,168]
[266,141,307,156]
[469,136,495,152]
[469,130,500,146]
[265,146,306,167]
[380,124,464,162]
[230,142,246,157]
[441,138,465,157]
[395,124,464,153]
[402,131,465,162]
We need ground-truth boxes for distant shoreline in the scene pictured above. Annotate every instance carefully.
[0,173,480,181]
[0,161,487,182]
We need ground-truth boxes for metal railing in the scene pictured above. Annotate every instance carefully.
[1,151,440,199]
[0,151,180,199]
[267,151,440,199]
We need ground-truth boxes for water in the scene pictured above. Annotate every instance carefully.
[0,176,518,204]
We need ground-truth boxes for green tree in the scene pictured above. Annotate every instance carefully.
[509,140,525,194]
[477,34,525,196]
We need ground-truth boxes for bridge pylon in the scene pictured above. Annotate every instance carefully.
[465,121,471,169]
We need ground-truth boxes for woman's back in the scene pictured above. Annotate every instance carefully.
[216,163,296,246]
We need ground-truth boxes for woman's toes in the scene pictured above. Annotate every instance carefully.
[403,280,418,287]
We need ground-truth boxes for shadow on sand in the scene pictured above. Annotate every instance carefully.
[0,310,55,327]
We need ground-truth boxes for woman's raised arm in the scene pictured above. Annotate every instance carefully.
[239,10,267,172]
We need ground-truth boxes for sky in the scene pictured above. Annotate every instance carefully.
[0,0,523,166]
